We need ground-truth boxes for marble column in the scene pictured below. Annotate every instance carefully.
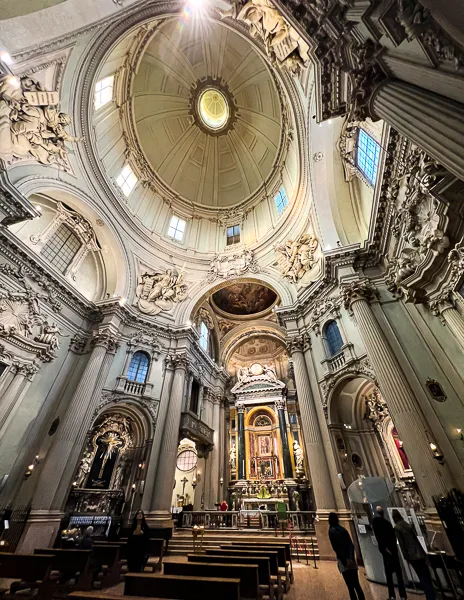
[236,402,246,480]
[430,296,464,351]
[142,355,175,513]
[209,396,220,507]
[218,398,225,497]
[0,363,35,432]
[276,398,293,478]
[371,80,464,181]
[150,354,188,522]
[32,328,120,512]
[288,338,337,510]
[303,347,346,510]
[342,279,456,506]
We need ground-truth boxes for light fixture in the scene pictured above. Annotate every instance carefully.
[0,51,13,65]
[220,476,224,486]
[72,481,78,487]
[132,483,136,490]
[25,455,40,479]
[429,441,444,464]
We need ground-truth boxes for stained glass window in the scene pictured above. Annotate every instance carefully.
[356,129,381,185]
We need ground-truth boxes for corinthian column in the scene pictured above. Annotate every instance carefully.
[288,337,336,510]
[429,293,464,352]
[209,395,221,507]
[0,362,38,433]
[371,80,464,181]
[150,354,188,524]
[275,398,293,478]
[142,355,175,513]
[32,328,120,512]
[341,279,456,505]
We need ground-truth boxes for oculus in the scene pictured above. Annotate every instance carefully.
[198,88,229,131]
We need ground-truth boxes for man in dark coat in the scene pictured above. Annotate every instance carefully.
[372,507,407,600]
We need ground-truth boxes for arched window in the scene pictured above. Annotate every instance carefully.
[41,224,81,273]
[325,320,344,356]
[127,351,150,383]
[199,321,209,352]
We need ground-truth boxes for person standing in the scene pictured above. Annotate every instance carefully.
[372,506,407,600]
[127,510,150,573]
[328,512,366,600]
[391,510,436,600]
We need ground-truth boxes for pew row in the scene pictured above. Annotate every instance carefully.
[187,553,274,600]
[0,553,55,600]
[125,573,240,600]
[33,548,93,591]
[231,541,294,584]
[164,561,259,600]
[228,544,292,590]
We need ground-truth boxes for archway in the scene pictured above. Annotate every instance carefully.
[328,376,423,510]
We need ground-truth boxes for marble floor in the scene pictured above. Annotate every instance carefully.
[98,557,425,600]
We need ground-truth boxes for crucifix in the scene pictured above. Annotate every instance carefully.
[180,477,189,498]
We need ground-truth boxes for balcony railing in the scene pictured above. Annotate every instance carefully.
[177,510,316,532]
[320,343,356,376]
[115,376,154,397]
[180,412,214,446]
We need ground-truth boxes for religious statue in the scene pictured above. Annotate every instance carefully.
[292,489,301,510]
[75,451,93,488]
[275,233,319,286]
[221,0,309,73]
[229,442,237,470]
[257,484,271,499]
[135,269,188,316]
[293,440,304,470]
[263,364,278,383]
[97,431,124,479]
[237,365,251,384]
[35,322,66,350]
[0,76,80,170]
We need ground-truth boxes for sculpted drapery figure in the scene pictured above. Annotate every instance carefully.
[276,233,319,285]
[136,269,188,316]
[0,76,79,170]
[293,440,304,470]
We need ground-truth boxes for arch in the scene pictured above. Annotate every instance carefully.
[178,274,296,328]
[15,178,131,298]
[221,320,287,366]
[93,397,155,440]
[245,405,277,428]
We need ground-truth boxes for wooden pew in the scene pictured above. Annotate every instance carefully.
[0,553,54,600]
[125,573,240,600]
[205,549,281,600]
[146,538,165,572]
[231,541,294,583]
[188,554,274,600]
[120,527,172,552]
[93,544,121,587]
[164,561,259,600]
[33,548,93,591]
[229,544,291,590]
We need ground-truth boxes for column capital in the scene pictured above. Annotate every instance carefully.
[235,402,245,414]
[69,333,88,354]
[91,327,120,353]
[341,278,378,311]
[286,333,310,355]
[166,352,189,371]
[428,290,455,323]
[275,398,286,411]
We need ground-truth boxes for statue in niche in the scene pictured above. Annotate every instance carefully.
[293,440,304,470]
[75,451,93,488]
[229,442,237,470]
[276,234,319,286]
[136,269,188,316]
[0,76,80,170]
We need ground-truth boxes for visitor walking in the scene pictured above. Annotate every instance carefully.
[392,510,436,600]
[372,506,407,599]
[127,509,150,572]
[328,512,366,600]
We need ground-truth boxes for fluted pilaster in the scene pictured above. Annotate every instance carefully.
[151,354,188,514]
[33,329,119,511]
[429,296,464,352]
[209,396,221,507]
[288,336,337,510]
[342,280,455,505]
[0,364,33,432]
[372,80,464,181]
[143,355,176,512]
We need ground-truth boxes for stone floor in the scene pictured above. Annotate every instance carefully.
[98,557,422,600]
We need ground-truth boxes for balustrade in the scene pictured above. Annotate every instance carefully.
[178,510,315,531]
[115,376,154,397]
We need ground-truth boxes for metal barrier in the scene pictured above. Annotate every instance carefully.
[0,504,31,552]
[179,509,315,531]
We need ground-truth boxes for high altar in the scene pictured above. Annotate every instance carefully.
[228,363,311,511]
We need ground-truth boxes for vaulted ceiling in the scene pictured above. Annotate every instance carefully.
[132,19,282,207]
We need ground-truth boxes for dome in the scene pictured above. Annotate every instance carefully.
[132,18,282,208]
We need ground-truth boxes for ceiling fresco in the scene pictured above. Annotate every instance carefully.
[211,283,277,316]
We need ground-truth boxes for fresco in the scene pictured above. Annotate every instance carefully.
[212,283,277,315]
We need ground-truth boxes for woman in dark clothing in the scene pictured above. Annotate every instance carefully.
[328,512,366,600]
[392,510,436,600]
[127,510,150,573]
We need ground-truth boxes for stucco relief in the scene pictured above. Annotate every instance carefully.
[206,248,259,283]
[275,233,320,286]
[0,76,80,171]
[135,269,188,316]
